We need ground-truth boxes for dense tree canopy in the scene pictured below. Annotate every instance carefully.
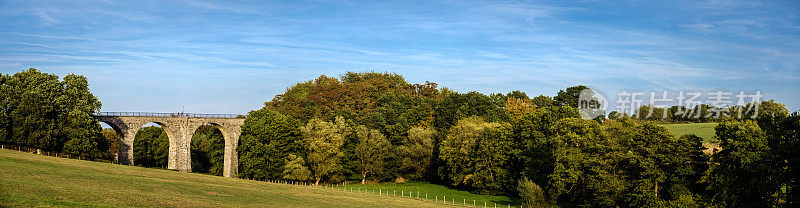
[0,69,106,159]
[354,125,390,184]
[396,127,436,180]
[439,116,514,194]
[6,69,796,207]
[247,72,798,207]
[191,124,225,176]
[300,117,348,185]
[237,108,300,180]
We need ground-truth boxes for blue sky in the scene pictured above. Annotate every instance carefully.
[1,0,798,114]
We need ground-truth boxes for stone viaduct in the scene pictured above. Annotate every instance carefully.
[95,112,244,178]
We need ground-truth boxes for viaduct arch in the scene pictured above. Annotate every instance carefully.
[96,112,244,178]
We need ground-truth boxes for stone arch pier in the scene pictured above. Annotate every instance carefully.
[96,112,244,178]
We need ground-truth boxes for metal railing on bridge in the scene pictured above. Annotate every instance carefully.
[96,112,242,119]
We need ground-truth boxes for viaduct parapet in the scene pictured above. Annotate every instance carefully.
[96,112,244,178]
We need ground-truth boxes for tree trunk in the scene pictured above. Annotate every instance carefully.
[654,181,658,198]
[315,177,321,186]
[362,173,366,184]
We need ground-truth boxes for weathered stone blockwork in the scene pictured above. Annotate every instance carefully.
[96,116,244,178]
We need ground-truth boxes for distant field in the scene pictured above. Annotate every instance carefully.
[0,149,446,208]
[660,123,718,143]
[345,181,519,207]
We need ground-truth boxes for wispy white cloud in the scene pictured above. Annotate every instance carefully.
[36,9,58,24]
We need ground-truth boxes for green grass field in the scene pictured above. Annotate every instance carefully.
[0,149,450,208]
[660,123,718,143]
[344,182,520,207]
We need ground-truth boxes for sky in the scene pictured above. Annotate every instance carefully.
[1,0,798,115]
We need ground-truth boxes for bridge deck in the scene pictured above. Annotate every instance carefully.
[96,112,242,119]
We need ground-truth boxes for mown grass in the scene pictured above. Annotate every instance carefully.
[0,149,448,208]
[660,123,718,143]
[343,181,520,207]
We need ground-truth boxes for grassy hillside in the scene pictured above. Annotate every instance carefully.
[0,149,446,208]
[344,182,519,207]
[660,123,718,143]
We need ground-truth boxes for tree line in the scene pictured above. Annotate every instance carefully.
[237,72,799,207]
[2,69,797,207]
[0,68,109,160]
[608,100,787,124]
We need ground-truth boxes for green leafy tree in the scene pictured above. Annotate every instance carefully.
[101,128,119,161]
[507,90,530,100]
[63,134,98,160]
[440,116,513,194]
[553,85,588,108]
[0,73,10,144]
[191,124,225,176]
[546,118,619,206]
[531,95,555,108]
[710,120,775,207]
[354,125,391,184]
[518,177,547,208]
[283,154,312,181]
[6,69,67,151]
[511,105,580,192]
[237,108,300,180]
[1,69,101,154]
[397,127,436,180]
[133,126,169,168]
[771,113,800,206]
[434,90,508,131]
[300,116,348,185]
[61,109,103,159]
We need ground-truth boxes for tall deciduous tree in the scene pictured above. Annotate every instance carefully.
[440,116,513,194]
[283,154,312,181]
[301,116,348,185]
[62,109,102,159]
[0,73,10,144]
[354,125,390,184]
[517,177,547,208]
[710,120,775,207]
[237,108,300,180]
[6,69,67,151]
[511,105,580,192]
[1,69,102,154]
[553,85,588,108]
[397,127,436,180]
